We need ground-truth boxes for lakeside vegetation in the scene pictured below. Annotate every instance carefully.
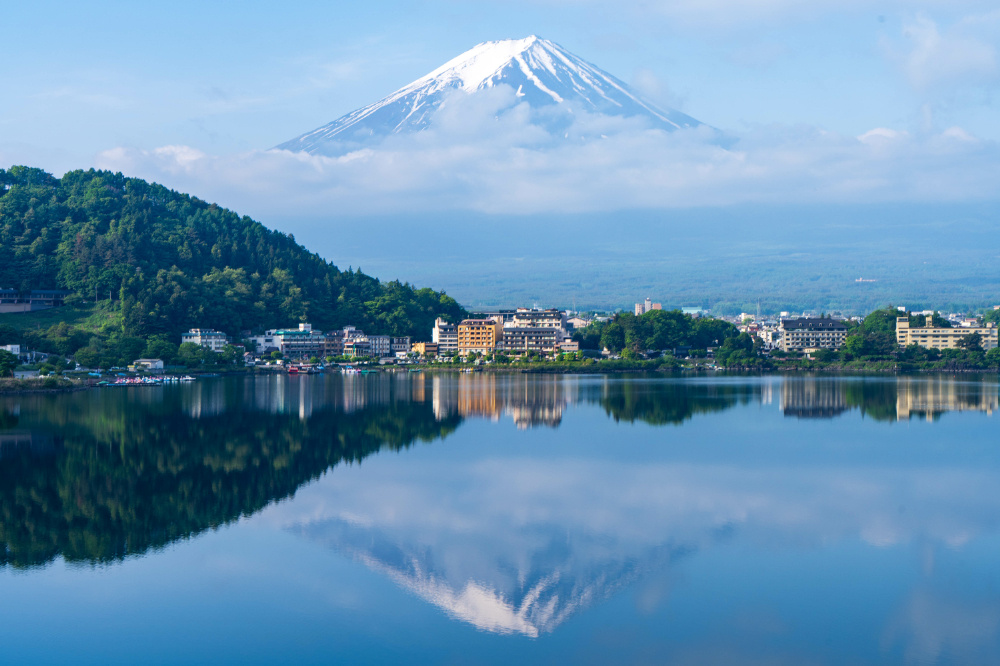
[0,166,465,364]
[569,306,1000,372]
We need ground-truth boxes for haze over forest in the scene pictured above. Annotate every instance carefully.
[3,1,998,313]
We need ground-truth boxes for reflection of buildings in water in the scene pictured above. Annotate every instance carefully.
[761,380,774,406]
[432,374,577,429]
[780,378,849,419]
[897,377,998,421]
[0,431,56,458]
[182,380,228,419]
[243,373,432,420]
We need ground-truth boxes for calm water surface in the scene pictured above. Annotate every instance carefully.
[1,373,999,665]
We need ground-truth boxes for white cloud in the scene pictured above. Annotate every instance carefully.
[898,15,998,91]
[94,94,1000,219]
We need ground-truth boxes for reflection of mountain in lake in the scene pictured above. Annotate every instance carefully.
[2,374,996,570]
[296,517,689,637]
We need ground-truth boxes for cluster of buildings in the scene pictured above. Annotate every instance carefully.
[246,324,412,360]
[425,308,580,358]
[173,302,999,366]
[178,309,583,365]
[740,308,998,354]
[182,324,414,361]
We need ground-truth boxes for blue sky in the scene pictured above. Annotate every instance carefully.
[3,0,999,218]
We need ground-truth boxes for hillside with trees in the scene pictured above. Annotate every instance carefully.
[0,166,465,359]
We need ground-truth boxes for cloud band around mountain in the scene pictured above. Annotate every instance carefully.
[95,86,1000,218]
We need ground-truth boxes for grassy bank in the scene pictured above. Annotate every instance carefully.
[0,377,83,394]
[0,301,113,334]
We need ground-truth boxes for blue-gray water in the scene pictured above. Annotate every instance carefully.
[1,373,998,664]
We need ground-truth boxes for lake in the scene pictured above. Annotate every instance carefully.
[1,373,999,665]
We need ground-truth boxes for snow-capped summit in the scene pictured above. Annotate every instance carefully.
[276,36,703,154]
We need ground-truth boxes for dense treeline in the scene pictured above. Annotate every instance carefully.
[0,166,465,344]
[573,309,740,355]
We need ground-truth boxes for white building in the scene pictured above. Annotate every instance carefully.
[500,308,573,354]
[433,318,458,353]
[181,328,229,353]
[779,318,848,352]
[0,344,20,356]
[249,323,329,359]
[367,335,392,358]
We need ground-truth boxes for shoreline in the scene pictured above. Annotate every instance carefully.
[3,364,997,394]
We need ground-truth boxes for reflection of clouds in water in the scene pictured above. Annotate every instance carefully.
[259,457,1000,635]
[882,590,1000,665]
[265,459,1000,548]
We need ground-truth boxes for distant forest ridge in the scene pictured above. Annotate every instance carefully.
[0,166,466,339]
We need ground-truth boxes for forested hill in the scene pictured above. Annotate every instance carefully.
[0,166,465,338]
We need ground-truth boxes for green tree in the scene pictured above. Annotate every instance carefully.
[0,350,17,377]
[142,336,179,364]
[958,332,984,352]
[178,342,206,368]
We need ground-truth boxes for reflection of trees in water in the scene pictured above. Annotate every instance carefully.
[3,374,996,569]
[593,380,760,426]
[843,380,899,423]
[0,387,460,569]
[593,375,998,426]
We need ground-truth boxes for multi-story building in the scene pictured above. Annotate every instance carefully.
[494,308,573,355]
[391,337,412,355]
[326,330,346,356]
[635,298,662,316]
[757,328,783,350]
[367,335,392,358]
[471,309,519,324]
[432,318,459,353]
[411,342,439,358]
[181,328,230,353]
[896,317,998,350]
[458,318,503,355]
[778,318,848,352]
[501,327,561,354]
[250,323,329,359]
[511,308,567,329]
[343,338,371,358]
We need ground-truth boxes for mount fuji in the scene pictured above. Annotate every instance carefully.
[276,36,704,155]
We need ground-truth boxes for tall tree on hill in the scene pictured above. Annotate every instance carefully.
[0,167,466,340]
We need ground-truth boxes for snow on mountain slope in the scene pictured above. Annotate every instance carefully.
[276,36,703,155]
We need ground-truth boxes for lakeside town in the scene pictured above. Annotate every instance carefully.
[2,294,999,380]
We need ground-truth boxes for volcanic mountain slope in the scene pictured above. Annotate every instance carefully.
[277,35,703,155]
